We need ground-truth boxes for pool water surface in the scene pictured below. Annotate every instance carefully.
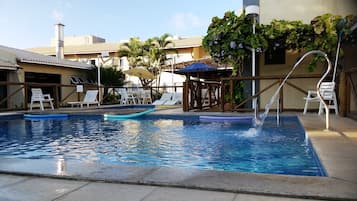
[0,115,325,176]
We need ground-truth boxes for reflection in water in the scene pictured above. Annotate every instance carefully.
[56,157,66,175]
[0,116,324,176]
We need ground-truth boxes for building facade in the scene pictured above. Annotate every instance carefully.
[27,35,209,89]
[0,45,92,110]
[244,0,357,110]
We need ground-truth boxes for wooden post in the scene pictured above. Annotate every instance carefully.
[54,85,59,108]
[339,72,347,117]
[197,81,202,110]
[221,80,225,112]
[229,80,233,112]
[24,83,28,110]
[183,81,189,111]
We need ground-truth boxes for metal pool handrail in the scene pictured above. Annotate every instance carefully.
[257,50,332,130]
[289,50,333,130]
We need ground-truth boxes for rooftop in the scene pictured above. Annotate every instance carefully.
[0,45,92,69]
[26,36,204,56]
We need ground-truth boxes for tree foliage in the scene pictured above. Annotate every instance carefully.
[203,11,267,76]
[203,11,357,75]
[87,66,125,103]
[117,34,173,87]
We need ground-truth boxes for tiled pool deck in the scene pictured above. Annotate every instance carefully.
[0,107,356,201]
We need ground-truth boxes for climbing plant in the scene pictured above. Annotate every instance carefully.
[202,11,267,76]
[203,12,357,74]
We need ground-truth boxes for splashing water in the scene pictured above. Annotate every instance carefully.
[250,50,332,133]
[239,127,260,138]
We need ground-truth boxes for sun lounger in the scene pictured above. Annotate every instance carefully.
[68,90,99,108]
[164,92,182,105]
[152,93,173,105]
[115,88,136,104]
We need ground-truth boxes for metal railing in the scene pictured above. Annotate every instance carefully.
[220,74,322,112]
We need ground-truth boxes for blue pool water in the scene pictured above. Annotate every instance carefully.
[0,114,325,176]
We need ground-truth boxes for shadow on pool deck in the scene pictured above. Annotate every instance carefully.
[0,108,356,200]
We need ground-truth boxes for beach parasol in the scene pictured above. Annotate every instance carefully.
[177,62,217,79]
[123,67,155,80]
[178,62,217,73]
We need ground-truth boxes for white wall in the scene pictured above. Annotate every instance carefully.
[260,0,357,24]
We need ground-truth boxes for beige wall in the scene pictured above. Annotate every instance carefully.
[257,0,357,111]
[260,0,357,24]
[259,50,325,110]
[7,63,89,109]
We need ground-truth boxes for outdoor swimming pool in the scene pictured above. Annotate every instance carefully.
[0,114,325,176]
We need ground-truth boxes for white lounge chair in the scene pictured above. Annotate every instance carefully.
[68,90,99,108]
[115,88,136,104]
[30,88,54,111]
[164,92,182,105]
[152,93,172,105]
[303,82,338,115]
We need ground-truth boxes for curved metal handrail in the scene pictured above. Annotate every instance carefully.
[257,50,333,130]
[292,50,333,130]
[315,52,333,130]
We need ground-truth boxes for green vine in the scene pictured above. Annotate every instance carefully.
[203,12,357,74]
[203,11,267,76]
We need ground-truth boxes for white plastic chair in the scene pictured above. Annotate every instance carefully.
[152,93,173,105]
[30,88,54,111]
[115,88,136,104]
[164,92,182,105]
[68,90,99,108]
[303,82,338,115]
[140,90,152,104]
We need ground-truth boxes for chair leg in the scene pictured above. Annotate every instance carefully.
[303,99,309,114]
[30,100,33,111]
[49,101,54,110]
[333,93,338,115]
[39,101,44,111]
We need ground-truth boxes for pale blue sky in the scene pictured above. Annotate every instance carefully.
[0,0,242,49]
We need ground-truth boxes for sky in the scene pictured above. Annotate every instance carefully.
[0,0,242,49]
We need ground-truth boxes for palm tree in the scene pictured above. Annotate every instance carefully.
[145,33,174,90]
[118,37,145,67]
[118,37,154,87]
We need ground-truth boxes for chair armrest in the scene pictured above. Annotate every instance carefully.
[43,94,53,100]
[306,90,318,97]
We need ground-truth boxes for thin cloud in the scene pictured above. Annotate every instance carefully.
[55,0,73,8]
[171,13,204,31]
[0,17,9,24]
[52,9,64,23]
[64,1,73,8]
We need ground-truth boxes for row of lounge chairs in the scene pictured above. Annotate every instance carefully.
[115,88,182,106]
[30,88,99,111]
[29,88,182,111]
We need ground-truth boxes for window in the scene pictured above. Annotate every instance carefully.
[265,47,285,65]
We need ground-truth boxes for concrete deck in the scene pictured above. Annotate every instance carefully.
[0,108,356,201]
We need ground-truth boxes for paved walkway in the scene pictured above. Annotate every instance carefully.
[0,108,356,201]
[0,174,321,201]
